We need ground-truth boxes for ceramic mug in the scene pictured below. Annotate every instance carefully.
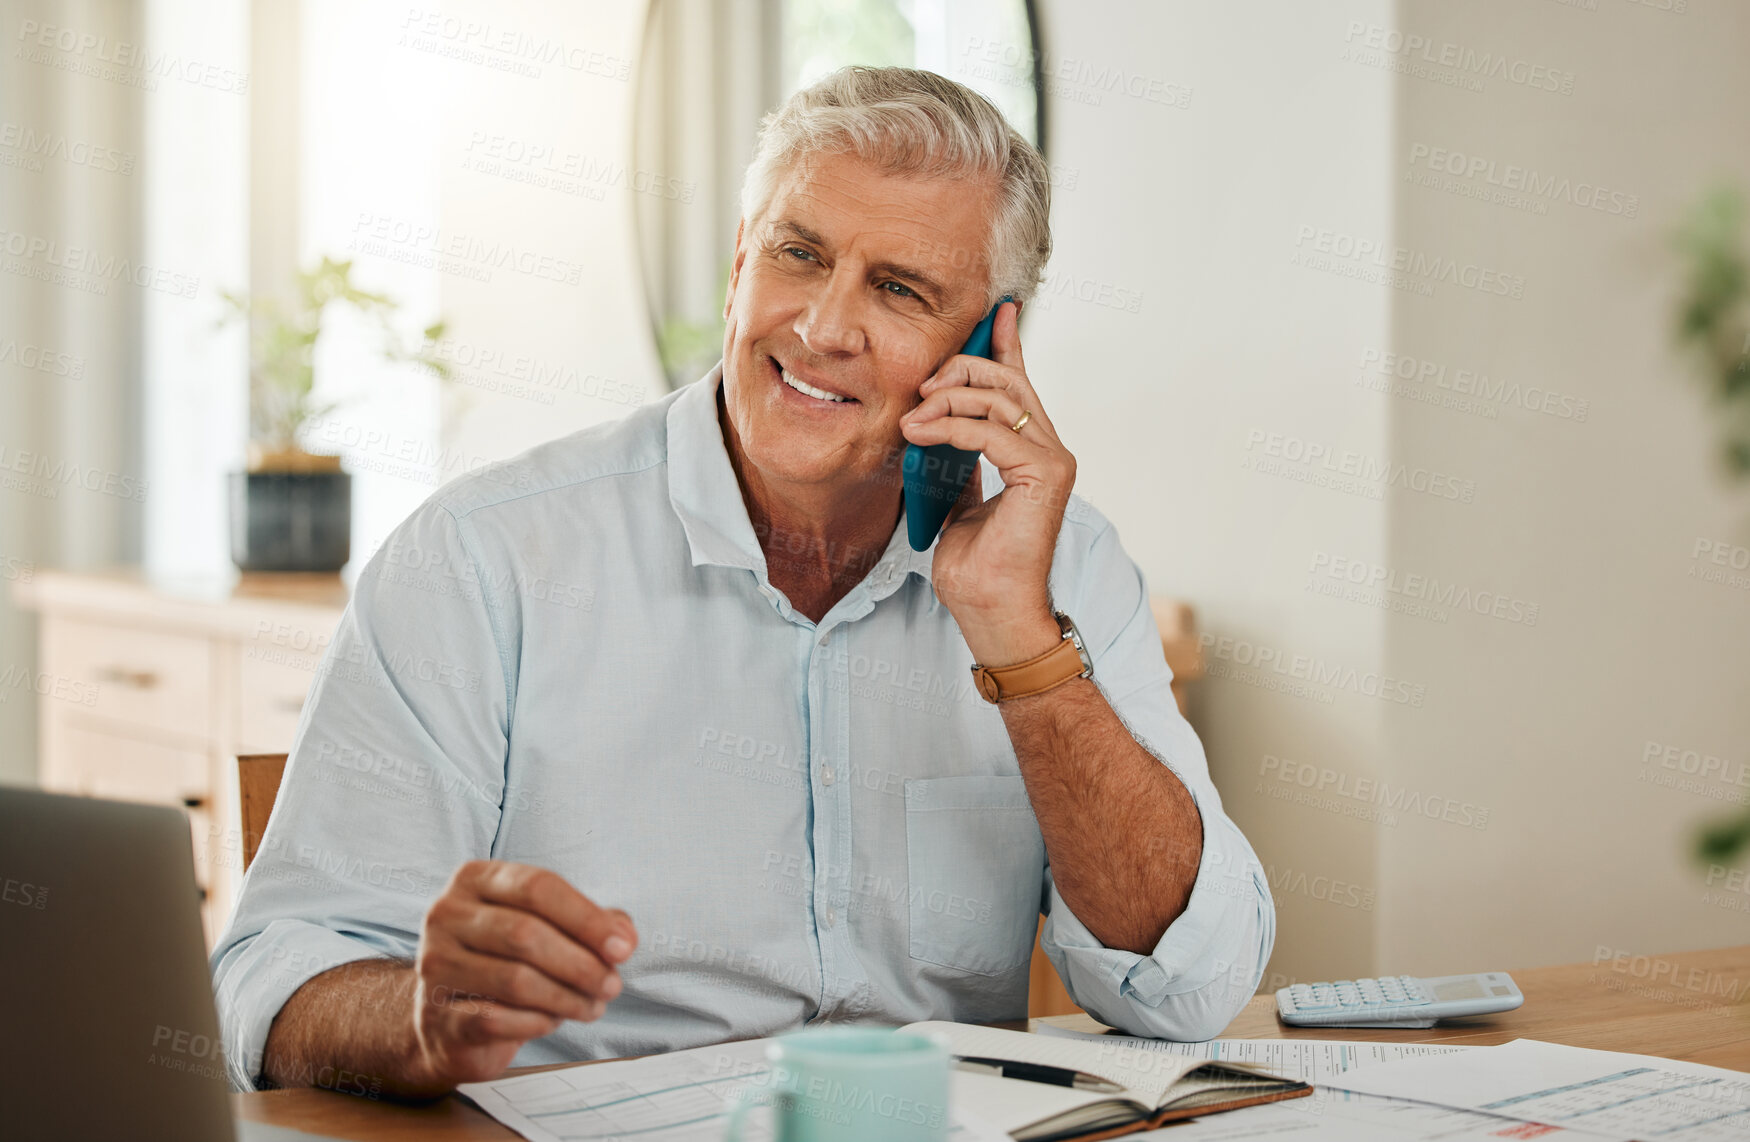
[722,1026,950,1142]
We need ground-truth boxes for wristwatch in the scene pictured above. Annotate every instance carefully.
[971,611,1094,703]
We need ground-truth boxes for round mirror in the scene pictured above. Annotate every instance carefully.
[634,0,1045,389]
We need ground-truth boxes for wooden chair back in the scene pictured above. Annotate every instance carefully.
[236,753,289,872]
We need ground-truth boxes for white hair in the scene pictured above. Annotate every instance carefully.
[738,65,1052,307]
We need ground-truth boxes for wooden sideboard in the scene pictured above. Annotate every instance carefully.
[11,569,347,942]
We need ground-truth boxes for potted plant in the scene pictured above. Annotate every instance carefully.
[222,257,450,572]
[1671,186,1750,867]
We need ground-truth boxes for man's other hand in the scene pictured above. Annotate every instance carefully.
[409,860,637,1088]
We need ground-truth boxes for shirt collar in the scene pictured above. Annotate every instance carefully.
[665,362,937,586]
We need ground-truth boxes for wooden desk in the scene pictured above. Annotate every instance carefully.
[235,945,1750,1140]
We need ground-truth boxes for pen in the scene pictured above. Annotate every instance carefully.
[952,1056,1126,1094]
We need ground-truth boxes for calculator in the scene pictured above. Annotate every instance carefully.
[1276,972,1523,1028]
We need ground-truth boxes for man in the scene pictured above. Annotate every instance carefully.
[212,66,1274,1098]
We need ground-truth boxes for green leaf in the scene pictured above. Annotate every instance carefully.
[1672,184,1750,487]
[221,256,455,449]
[1696,807,1750,866]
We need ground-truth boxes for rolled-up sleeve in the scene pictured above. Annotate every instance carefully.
[1038,512,1275,1041]
[209,501,513,1090]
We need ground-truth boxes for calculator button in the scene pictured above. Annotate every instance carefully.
[1395,981,1430,1006]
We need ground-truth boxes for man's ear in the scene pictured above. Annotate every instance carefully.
[724,218,748,320]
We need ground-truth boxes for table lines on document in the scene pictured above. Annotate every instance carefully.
[1321,1039,1750,1141]
[1132,1099,1613,1140]
[460,1040,774,1142]
[1476,1066,1750,1139]
[1033,1024,1474,1087]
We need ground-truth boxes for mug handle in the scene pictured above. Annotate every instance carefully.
[723,1085,790,1142]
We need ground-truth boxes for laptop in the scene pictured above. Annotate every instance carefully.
[0,785,344,1142]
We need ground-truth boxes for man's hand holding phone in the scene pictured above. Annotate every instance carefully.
[408,860,636,1089]
[899,300,1077,668]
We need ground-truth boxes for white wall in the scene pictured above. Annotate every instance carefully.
[141,0,248,579]
[1032,0,1750,988]
[1025,0,1397,984]
[1380,0,1750,972]
[295,0,447,562]
[431,0,664,479]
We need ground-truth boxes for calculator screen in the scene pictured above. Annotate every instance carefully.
[1434,978,1485,1001]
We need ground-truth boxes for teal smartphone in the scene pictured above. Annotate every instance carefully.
[902,298,1008,551]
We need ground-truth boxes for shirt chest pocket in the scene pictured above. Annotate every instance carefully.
[903,775,1046,976]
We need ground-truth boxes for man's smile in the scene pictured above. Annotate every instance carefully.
[768,354,862,408]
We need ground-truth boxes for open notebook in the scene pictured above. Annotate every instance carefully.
[904,1022,1312,1141]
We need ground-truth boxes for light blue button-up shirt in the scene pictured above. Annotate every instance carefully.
[210,365,1274,1091]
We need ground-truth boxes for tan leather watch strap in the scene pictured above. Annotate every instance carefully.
[971,612,1093,703]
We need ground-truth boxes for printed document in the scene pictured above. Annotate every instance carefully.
[1322,1038,1750,1141]
[459,1037,1013,1142]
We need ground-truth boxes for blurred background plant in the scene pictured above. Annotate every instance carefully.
[221,256,452,465]
[1672,185,1750,867]
[655,312,727,389]
[650,254,730,389]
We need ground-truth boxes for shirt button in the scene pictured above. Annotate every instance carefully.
[817,634,829,647]
[824,908,837,927]
[820,765,835,786]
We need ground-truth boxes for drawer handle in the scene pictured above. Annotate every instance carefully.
[274,697,304,714]
[95,666,160,689]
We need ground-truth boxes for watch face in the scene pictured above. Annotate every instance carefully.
[1054,612,1093,676]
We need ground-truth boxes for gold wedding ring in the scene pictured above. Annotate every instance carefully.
[1009,410,1033,433]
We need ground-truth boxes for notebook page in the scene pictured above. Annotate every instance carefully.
[949,1070,1144,1137]
[904,1021,1217,1105]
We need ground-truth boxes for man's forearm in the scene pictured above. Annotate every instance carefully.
[998,677,1204,954]
[261,959,439,1099]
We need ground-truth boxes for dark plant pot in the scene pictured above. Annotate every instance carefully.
[229,470,352,572]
